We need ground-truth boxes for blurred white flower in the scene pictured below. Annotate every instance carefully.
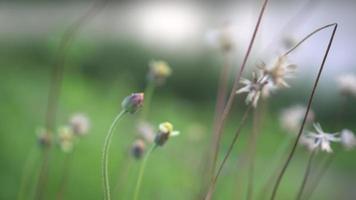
[258,55,297,89]
[69,113,90,136]
[305,123,341,153]
[137,120,155,143]
[335,74,356,97]
[205,23,235,53]
[299,135,316,151]
[147,60,172,85]
[236,72,268,107]
[340,129,356,150]
[279,105,315,134]
[58,126,74,153]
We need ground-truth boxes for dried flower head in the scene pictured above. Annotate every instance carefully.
[205,23,235,52]
[154,122,180,146]
[335,74,356,97]
[258,55,297,89]
[37,128,52,148]
[305,123,341,153]
[279,105,315,134]
[340,129,356,150]
[121,93,144,114]
[236,72,268,107]
[131,139,146,159]
[147,60,172,85]
[137,120,155,143]
[58,126,74,153]
[69,113,90,136]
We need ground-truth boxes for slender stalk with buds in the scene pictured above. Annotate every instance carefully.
[208,0,270,189]
[270,23,338,200]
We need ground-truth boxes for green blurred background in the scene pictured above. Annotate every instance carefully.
[0,0,356,200]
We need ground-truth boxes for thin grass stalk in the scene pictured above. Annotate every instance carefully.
[133,145,156,200]
[17,146,38,200]
[141,81,155,120]
[270,23,338,200]
[113,155,133,199]
[205,105,252,200]
[246,108,262,200]
[209,0,270,184]
[102,110,127,200]
[34,1,108,199]
[256,137,293,200]
[295,150,317,200]
[303,154,335,200]
[56,151,75,200]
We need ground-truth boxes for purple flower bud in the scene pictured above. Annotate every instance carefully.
[121,93,144,114]
[131,139,146,159]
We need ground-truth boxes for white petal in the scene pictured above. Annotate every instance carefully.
[170,131,180,137]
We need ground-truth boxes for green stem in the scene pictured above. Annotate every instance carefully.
[296,150,317,200]
[133,145,156,200]
[17,146,38,200]
[141,81,155,120]
[102,110,127,200]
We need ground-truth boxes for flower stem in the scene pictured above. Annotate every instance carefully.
[133,145,156,200]
[141,81,155,120]
[209,0,269,187]
[56,150,75,200]
[296,150,317,200]
[102,110,127,200]
[270,23,338,200]
[205,105,252,200]
[17,146,38,200]
[303,154,335,200]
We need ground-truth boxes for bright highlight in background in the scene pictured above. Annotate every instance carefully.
[136,2,202,46]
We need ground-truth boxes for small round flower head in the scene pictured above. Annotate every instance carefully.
[131,139,146,159]
[335,74,356,97]
[69,113,90,136]
[154,122,180,146]
[205,23,235,53]
[279,105,315,134]
[305,123,341,153]
[258,55,297,89]
[236,72,268,108]
[37,128,52,148]
[58,126,74,153]
[147,60,172,85]
[121,93,144,114]
[340,129,356,150]
[137,120,155,143]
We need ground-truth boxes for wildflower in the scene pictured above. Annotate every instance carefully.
[236,72,268,107]
[122,93,144,114]
[154,122,180,146]
[137,121,155,143]
[147,60,172,85]
[69,113,90,136]
[131,139,146,159]
[279,105,315,134]
[340,129,356,150]
[335,74,356,97]
[258,55,297,89]
[205,23,235,52]
[305,123,340,153]
[37,128,52,148]
[58,126,74,153]
[299,135,316,151]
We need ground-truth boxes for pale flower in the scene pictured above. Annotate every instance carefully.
[335,74,356,97]
[279,105,315,134]
[258,55,297,89]
[58,126,74,153]
[340,129,356,150]
[69,113,90,136]
[205,23,235,52]
[305,123,341,153]
[136,120,155,143]
[147,60,172,85]
[236,72,268,107]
